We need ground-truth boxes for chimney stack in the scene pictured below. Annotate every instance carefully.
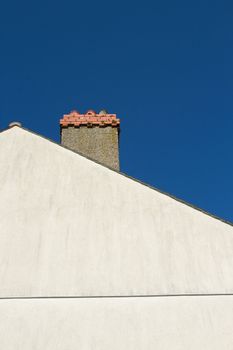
[60,110,120,171]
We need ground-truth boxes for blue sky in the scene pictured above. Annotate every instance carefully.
[0,0,232,222]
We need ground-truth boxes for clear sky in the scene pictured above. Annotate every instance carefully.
[0,0,232,222]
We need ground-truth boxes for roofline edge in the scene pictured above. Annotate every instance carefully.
[1,125,232,227]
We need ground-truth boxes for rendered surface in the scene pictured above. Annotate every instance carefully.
[0,126,233,349]
[0,126,232,297]
[61,125,119,171]
[0,296,233,350]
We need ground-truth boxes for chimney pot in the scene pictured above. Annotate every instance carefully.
[99,109,108,115]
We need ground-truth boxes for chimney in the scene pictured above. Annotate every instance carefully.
[60,110,120,171]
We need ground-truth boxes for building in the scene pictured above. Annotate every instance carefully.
[0,110,233,349]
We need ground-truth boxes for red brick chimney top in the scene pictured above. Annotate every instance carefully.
[60,110,120,127]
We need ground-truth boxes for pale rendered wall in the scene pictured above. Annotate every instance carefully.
[0,296,233,350]
[0,127,232,297]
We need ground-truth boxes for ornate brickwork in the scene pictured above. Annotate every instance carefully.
[60,110,120,128]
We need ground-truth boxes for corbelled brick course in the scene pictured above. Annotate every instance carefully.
[60,110,120,127]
